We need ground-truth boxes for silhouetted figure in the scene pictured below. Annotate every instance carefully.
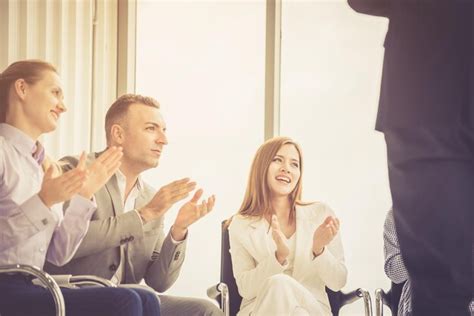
[348,1,473,315]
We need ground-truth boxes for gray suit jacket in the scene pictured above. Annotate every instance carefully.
[45,152,186,293]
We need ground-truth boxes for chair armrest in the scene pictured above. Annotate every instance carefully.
[357,288,373,316]
[339,288,361,305]
[207,283,221,300]
[207,282,229,316]
[375,288,387,316]
[0,264,65,316]
[338,288,373,316]
[70,275,116,287]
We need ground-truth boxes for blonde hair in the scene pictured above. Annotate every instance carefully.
[0,60,57,123]
[236,136,306,224]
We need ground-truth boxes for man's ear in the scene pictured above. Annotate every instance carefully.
[110,124,125,145]
[13,79,28,100]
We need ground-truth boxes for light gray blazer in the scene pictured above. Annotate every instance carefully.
[45,152,186,293]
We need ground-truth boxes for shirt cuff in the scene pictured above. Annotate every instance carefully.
[170,226,187,244]
[65,194,97,219]
[22,194,56,230]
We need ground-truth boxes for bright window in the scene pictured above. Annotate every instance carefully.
[280,0,390,305]
[136,0,265,297]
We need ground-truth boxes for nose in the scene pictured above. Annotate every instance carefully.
[156,131,168,145]
[280,164,290,173]
[57,99,67,113]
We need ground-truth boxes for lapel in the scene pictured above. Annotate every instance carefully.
[104,172,124,216]
[248,218,275,261]
[91,151,124,216]
[126,183,159,283]
[293,205,313,280]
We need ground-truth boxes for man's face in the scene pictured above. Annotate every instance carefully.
[119,103,168,172]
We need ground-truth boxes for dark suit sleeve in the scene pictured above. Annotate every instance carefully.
[347,0,390,17]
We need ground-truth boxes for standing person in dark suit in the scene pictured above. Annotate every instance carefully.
[347,1,473,315]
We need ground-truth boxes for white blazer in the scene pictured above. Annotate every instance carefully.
[228,202,347,315]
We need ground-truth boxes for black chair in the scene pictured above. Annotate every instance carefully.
[208,221,373,316]
[0,264,115,316]
[375,281,405,316]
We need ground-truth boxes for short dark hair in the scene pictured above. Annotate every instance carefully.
[105,94,160,144]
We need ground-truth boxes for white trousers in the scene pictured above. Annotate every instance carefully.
[246,274,330,316]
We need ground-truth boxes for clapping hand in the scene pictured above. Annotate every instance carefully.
[138,178,197,223]
[271,215,290,265]
[312,216,340,257]
[172,189,216,240]
[39,152,88,208]
[78,146,123,199]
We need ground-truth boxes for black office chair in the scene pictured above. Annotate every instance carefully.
[375,281,405,316]
[207,220,373,316]
[0,264,115,316]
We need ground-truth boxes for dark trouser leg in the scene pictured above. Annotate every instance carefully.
[0,276,146,316]
[127,287,161,316]
[385,127,473,316]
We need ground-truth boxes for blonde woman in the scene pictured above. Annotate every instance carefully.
[229,137,347,316]
[0,60,160,316]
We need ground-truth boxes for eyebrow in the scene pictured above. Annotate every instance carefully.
[145,122,167,131]
[275,154,299,163]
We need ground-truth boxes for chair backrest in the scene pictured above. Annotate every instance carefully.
[387,281,405,315]
[326,288,344,316]
[220,220,349,316]
[220,220,243,316]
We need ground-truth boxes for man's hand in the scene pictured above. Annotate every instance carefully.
[78,146,123,199]
[171,189,216,241]
[39,153,88,208]
[138,178,197,223]
[271,215,290,265]
[312,216,340,257]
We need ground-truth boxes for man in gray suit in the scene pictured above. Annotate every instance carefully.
[46,94,222,315]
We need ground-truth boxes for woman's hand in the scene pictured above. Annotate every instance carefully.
[38,152,88,208]
[271,215,290,265]
[312,216,340,257]
[78,146,123,199]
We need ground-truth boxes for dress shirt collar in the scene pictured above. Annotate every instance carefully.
[0,123,39,159]
[116,169,143,191]
[115,169,143,205]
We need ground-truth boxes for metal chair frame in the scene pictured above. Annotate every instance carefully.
[0,264,66,316]
[375,282,405,316]
[0,264,115,316]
